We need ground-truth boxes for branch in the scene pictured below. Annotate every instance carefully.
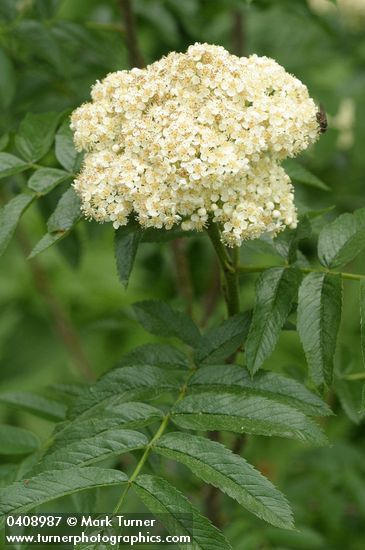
[118,0,144,68]
[232,10,245,57]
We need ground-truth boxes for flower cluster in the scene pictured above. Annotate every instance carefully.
[71,43,319,246]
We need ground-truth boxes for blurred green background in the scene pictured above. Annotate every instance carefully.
[1,0,365,548]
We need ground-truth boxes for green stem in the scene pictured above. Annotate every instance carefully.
[206,223,233,272]
[231,246,240,270]
[237,264,365,281]
[344,372,365,381]
[224,268,241,317]
[113,369,195,513]
[206,223,240,317]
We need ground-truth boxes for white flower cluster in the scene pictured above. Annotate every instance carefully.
[71,43,319,246]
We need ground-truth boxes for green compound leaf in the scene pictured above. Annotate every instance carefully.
[133,300,201,347]
[0,152,28,180]
[55,120,83,173]
[172,393,327,445]
[15,20,64,74]
[118,344,189,369]
[69,366,180,419]
[245,268,302,375]
[283,159,329,191]
[0,425,40,455]
[361,280,365,368]
[134,474,232,549]
[154,433,294,529]
[334,377,365,425]
[32,429,147,473]
[0,193,34,256]
[15,111,61,162]
[0,392,66,422]
[47,187,81,233]
[297,272,342,386]
[29,232,65,259]
[0,464,19,488]
[195,311,252,364]
[318,209,365,269]
[189,365,332,416]
[28,167,70,195]
[29,188,81,258]
[0,133,9,151]
[54,402,162,448]
[114,221,143,288]
[0,467,127,518]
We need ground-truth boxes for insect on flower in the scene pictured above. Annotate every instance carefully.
[316,104,328,134]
